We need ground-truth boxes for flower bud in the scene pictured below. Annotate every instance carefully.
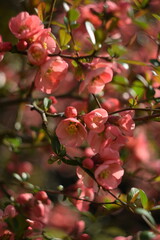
[65,106,77,118]
[82,158,94,169]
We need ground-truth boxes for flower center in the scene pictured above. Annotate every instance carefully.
[99,169,109,179]
[67,122,78,135]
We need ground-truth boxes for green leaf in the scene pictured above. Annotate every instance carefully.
[37,2,46,21]
[85,21,96,45]
[139,231,155,240]
[13,173,22,182]
[67,8,80,22]
[51,21,66,28]
[146,86,155,99]
[132,80,145,99]
[127,187,140,203]
[152,14,160,21]
[113,75,129,85]
[3,137,22,152]
[135,208,156,225]
[118,59,148,66]
[51,135,61,155]
[108,44,127,57]
[150,59,160,67]
[59,29,71,47]
[43,97,52,111]
[139,190,148,209]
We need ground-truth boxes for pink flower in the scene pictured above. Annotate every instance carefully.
[94,161,124,189]
[118,111,135,136]
[56,118,87,147]
[27,42,47,65]
[35,57,68,94]
[83,108,108,133]
[35,28,56,54]
[79,59,113,94]
[104,124,127,150]
[9,12,44,40]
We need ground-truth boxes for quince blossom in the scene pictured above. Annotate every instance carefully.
[9,12,44,40]
[35,57,68,94]
[56,118,87,147]
[95,161,124,189]
[79,59,113,94]
[83,108,108,133]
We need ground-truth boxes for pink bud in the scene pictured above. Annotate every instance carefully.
[49,105,57,113]
[82,158,94,169]
[49,96,57,104]
[65,106,77,118]
[17,193,33,204]
[4,205,17,218]
[80,233,90,240]
[17,40,28,51]
[35,191,48,202]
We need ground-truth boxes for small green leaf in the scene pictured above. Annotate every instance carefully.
[139,231,155,240]
[37,2,46,21]
[118,59,148,66]
[146,86,155,99]
[150,59,160,67]
[132,80,145,99]
[13,173,22,182]
[127,187,140,203]
[43,97,52,111]
[51,135,61,155]
[139,190,148,209]
[108,44,127,57]
[51,21,66,28]
[135,208,156,225]
[59,29,71,47]
[67,8,80,22]
[114,75,129,85]
[85,21,96,45]
[152,14,160,21]
[128,98,138,106]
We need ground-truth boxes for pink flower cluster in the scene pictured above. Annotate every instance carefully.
[8,11,68,94]
[0,191,52,240]
[56,107,135,194]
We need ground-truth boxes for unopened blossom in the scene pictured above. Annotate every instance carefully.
[35,57,68,94]
[83,108,108,133]
[79,59,113,94]
[27,42,47,65]
[56,118,87,147]
[9,12,44,40]
[94,161,124,189]
[65,106,78,118]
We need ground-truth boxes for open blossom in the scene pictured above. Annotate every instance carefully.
[56,118,87,147]
[9,12,44,40]
[79,59,113,94]
[35,28,56,54]
[94,161,124,189]
[118,111,135,137]
[83,108,108,133]
[27,42,47,65]
[35,57,68,94]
